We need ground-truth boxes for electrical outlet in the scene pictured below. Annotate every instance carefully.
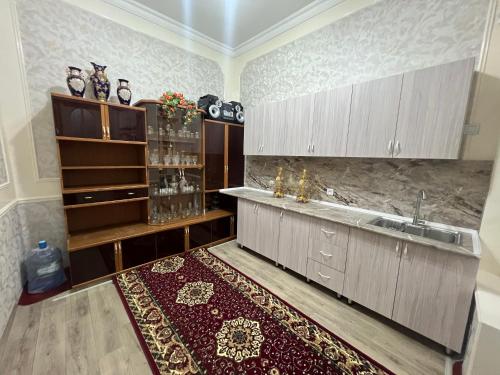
[326,188,334,196]
[463,123,480,135]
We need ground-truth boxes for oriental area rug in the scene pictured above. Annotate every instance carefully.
[114,248,394,375]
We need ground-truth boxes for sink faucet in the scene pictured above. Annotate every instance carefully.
[413,190,427,225]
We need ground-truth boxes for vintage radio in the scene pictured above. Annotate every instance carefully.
[198,95,244,124]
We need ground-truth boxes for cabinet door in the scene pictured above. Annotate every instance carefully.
[284,94,314,156]
[343,228,401,318]
[121,234,157,270]
[392,243,479,352]
[204,122,226,190]
[346,75,402,157]
[312,85,352,156]
[261,100,287,155]
[243,106,263,155]
[108,107,146,142]
[227,125,244,188]
[395,58,474,159]
[69,243,116,286]
[237,199,257,250]
[277,211,310,275]
[52,98,104,139]
[254,205,281,261]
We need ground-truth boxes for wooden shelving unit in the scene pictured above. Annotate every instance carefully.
[52,93,237,288]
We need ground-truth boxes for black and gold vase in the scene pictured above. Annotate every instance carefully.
[117,79,132,105]
[66,66,86,97]
[90,62,110,102]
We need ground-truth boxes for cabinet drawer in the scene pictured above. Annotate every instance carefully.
[308,218,349,271]
[63,188,148,206]
[306,259,344,294]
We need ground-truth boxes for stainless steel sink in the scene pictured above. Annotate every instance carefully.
[369,217,462,245]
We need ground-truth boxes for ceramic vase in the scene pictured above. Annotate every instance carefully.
[66,66,86,97]
[117,79,131,105]
[90,62,110,102]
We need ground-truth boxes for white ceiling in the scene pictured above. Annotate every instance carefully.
[105,0,343,56]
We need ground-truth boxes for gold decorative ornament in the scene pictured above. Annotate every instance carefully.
[296,169,309,203]
[273,167,285,198]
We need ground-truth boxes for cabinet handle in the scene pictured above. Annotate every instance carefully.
[319,250,333,257]
[395,241,400,254]
[312,144,315,152]
[127,192,135,195]
[318,272,331,280]
[321,228,336,236]
[395,141,401,156]
[307,144,311,152]
[83,196,93,200]
[387,140,394,155]
[261,144,264,152]
[403,244,408,257]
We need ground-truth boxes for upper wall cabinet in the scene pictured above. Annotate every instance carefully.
[311,85,352,157]
[394,58,475,159]
[243,58,474,159]
[346,75,403,157]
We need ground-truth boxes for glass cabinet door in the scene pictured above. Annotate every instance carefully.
[228,125,244,188]
[108,106,146,142]
[52,97,103,139]
[204,122,225,190]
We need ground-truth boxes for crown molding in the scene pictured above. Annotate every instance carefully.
[102,0,234,56]
[232,0,346,57]
[101,0,347,57]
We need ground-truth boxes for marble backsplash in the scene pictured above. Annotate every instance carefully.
[245,156,493,229]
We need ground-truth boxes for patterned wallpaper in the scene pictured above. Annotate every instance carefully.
[0,205,25,337]
[241,0,490,107]
[16,0,224,178]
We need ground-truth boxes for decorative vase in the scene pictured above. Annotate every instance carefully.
[90,62,110,102]
[66,66,86,97]
[116,79,131,105]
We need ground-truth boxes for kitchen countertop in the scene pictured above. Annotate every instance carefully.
[220,187,480,259]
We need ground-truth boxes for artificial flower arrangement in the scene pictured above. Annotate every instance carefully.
[160,91,200,125]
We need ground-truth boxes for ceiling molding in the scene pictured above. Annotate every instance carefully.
[102,0,346,57]
[232,0,346,57]
[102,0,234,55]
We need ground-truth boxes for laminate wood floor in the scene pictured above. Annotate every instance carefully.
[0,241,446,374]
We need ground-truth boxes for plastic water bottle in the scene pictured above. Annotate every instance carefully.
[25,240,66,294]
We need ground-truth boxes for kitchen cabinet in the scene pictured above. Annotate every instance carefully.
[277,211,310,275]
[284,94,315,155]
[346,74,403,157]
[243,105,263,155]
[237,199,258,250]
[392,242,478,352]
[307,218,350,272]
[261,100,287,155]
[306,259,344,294]
[343,228,402,318]
[254,204,281,261]
[204,121,225,190]
[311,85,352,156]
[394,58,474,159]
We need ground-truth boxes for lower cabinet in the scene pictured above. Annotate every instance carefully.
[343,228,402,318]
[69,243,116,286]
[306,259,344,293]
[237,199,258,250]
[121,233,157,270]
[391,242,478,352]
[277,211,310,274]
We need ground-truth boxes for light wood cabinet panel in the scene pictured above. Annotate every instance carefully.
[346,75,403,157]
[343,228,402,318]
[306,259,344,294]
[392,242,479,352]
[311,85,352,156]
[308,218,349,272]
[277,211,310,275]
[395,58,474,159]
[284,94,314,156]
[261,100,287,155]
[243,106,263,155]
[237,199,257,250]
[254,204,281,261]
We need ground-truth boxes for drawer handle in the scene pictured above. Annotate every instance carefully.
[83,196,93,200]
[321,228,336,236]
[319,250,333,258]
[318,272,331,280]
[127,192,136,195]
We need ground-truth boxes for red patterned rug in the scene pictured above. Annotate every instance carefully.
[114,248,394,374]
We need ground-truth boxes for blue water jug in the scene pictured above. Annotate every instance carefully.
[25,240,66,294]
